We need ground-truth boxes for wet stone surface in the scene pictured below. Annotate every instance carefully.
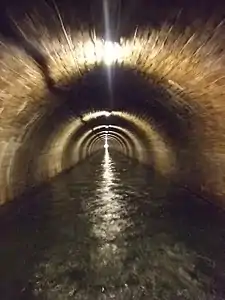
[1,151,225,299]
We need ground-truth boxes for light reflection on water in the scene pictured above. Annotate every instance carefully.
[1,152,225,299]
[91,148,128,269]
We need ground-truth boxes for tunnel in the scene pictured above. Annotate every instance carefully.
[1,0,225,299]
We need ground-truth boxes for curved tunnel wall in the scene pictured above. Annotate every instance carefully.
[82,124,149,161]
[89,134,129,156]
[87,131,134,157]
[0,1,225,207]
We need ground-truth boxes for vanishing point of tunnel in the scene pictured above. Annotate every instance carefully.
[1,0,225,299]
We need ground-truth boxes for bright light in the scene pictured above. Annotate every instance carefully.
[82,111,113,122]
[80,39,125,67]
[103,111,111,117]
[103,41,121,66]
[92,125,110,131]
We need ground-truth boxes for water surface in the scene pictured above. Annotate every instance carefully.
[0,150,225,299]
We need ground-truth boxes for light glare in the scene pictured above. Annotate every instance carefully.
[80,39,126,66]
[104,111,111,117]
[82,111,113,122]
[103,41,121,66]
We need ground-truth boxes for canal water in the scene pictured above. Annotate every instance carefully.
[0,150,225,299]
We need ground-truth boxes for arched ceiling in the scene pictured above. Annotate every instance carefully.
[0,0,225,207]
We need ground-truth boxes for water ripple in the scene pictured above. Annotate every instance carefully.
[1,151,225,299]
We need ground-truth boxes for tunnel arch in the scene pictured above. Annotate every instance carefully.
[85,131,134,158]
[0,1,225,208]
[92,124,146,158]
[80,124,148,160]
[89,134,129,156]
